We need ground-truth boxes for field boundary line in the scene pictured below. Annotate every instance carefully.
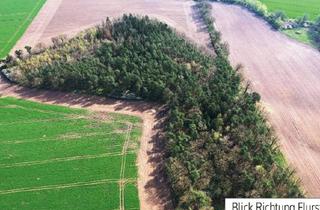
[0,179,120,195]
[0,151,136,168]
[0,12,27,17]
[0,115,85,126]
[0,104,83,117]
[0,178,137,195]
[110,207,139,210]
[119,123,133,210]
[0,106,72,120]
[0,131,119,145]
[0,0,44,55]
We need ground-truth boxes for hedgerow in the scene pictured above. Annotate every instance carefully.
[207,0,284,29]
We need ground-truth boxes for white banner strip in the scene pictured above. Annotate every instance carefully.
[226,199,320,210]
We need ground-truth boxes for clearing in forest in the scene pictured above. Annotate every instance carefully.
[0,0,46,58]
[0,97,142,210]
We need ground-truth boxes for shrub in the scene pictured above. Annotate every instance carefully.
[309,17,320,48]
[241,0,268,17]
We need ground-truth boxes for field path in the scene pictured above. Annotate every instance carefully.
[119,123,133,210]
[211,2,320,196]
[0,76,173,210]
[11,0,63,54]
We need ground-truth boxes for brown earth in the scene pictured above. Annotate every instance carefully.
[11,0,211,53]
[12,0,63,52]
[211,2,320,196]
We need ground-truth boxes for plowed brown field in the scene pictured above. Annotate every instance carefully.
[12,0,210,53]
[211,2,320,196]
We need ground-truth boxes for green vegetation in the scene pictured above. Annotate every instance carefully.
[256,0,320,48]
[210,0,284,29]
[4,16,214,101]
[282,28,315,46]
[3,14,303,209]
[0,0,46,58]
[196,1,229,56]
[309,17,320,48]
[0,97,142,210]
[210,0,320,49]
[260,0,320,20]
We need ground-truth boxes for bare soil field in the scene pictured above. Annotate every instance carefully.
[12,0,63,53]
[12,0,210,53]
[211,2,320,196]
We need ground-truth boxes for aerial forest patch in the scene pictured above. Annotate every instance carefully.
[3,14,303,209]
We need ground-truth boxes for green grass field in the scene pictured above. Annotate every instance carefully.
[0,97,142,210]
[260,0,320,20]
[0,0,46,58]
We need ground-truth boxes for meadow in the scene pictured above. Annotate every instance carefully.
[0,0,46,58]
[0,97,141,210]
[260,0,320,19]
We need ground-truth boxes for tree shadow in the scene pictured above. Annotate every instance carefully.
[191,4,215,51]
[143,109,174,209]
[0,77,159,114]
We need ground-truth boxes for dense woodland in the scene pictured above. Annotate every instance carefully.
[3,9,302,210]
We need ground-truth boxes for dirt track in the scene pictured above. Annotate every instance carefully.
[12,0,63,52]
[211,2,320,196]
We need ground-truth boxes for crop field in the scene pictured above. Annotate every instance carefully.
[0,0,46,58]
[260,0,320,19]
[0,97,142,210]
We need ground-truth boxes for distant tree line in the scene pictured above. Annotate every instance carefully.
[195,2,229,57]
[3,13,303,209]
[207,0,284,29]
